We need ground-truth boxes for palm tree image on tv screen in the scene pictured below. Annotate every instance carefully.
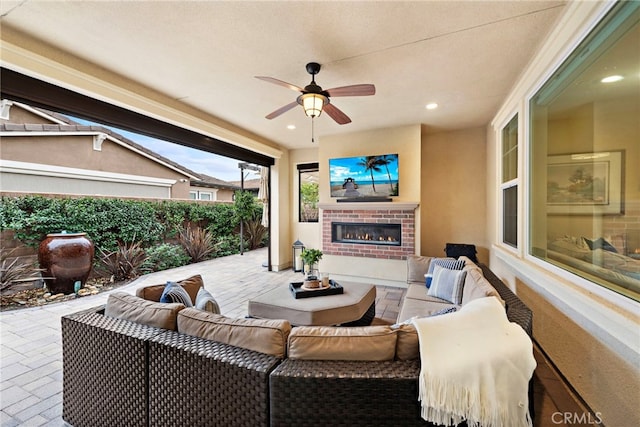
[329,154,399,198]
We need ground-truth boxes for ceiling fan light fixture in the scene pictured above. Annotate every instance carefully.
[298,93,328,118]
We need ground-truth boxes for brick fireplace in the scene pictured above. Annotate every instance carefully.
[319,202,418,260]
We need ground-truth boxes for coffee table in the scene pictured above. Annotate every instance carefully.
[247,281,376,326]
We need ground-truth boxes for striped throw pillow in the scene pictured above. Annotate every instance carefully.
[427,265,467,304]
[160,281,193,307]
[425,257,465,288]
[195,287,220,314]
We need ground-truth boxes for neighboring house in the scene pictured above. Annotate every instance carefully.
[229,178,260,197]
[190,174,239,202]
[0,100,238,200]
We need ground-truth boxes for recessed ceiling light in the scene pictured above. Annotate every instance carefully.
[287,124,296,130]
[425,103,438,110]
[601,75,623,83]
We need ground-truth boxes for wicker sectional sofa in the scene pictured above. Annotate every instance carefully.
[61,259,532,427]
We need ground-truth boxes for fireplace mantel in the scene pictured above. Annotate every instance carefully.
[318,202,418,211]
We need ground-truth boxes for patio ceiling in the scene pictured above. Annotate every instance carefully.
[0,1,567,151]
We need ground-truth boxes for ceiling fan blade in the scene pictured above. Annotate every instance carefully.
[326,84,375,97]
[323,103,351,125]
[265,101,299,120]
[255,76,304,92]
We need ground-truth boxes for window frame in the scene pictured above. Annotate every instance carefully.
[297,162,319,223]
[524,1,639,303]
[497,113,522,255]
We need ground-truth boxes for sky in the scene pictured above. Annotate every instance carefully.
[69,117,260,182]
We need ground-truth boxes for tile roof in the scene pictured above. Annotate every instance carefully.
[193,174,240,190]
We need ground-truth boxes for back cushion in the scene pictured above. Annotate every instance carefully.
[177,309,291,358]
[136,274,203,303]
[288,325,397,361]
[105,292,185,330]
[461,267,504,305]
[406,256,433,283]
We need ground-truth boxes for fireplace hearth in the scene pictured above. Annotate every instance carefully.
[332,222,401,246]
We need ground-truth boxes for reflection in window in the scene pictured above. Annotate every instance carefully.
[298,163,319,222]
[529,2,639,301]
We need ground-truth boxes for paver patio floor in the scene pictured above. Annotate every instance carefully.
[0,248,403,426]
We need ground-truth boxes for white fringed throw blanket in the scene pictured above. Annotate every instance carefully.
[412,297,536,427]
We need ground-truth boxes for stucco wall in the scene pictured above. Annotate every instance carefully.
[421,126,487,262]
[1,134,190,198]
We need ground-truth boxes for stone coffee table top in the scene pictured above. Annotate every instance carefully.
[247,281,376,326]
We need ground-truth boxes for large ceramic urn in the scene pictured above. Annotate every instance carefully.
[38,233,95,294]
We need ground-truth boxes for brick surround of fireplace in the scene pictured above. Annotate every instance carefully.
[319,203,418,260]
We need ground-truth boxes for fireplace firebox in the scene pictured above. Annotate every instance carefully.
[332,222,401,246]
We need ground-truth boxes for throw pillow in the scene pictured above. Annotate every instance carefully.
[430,306,458,316]
[425,257,465,288]
[195,287,220,314]
[427,265,467,304]
[160,281,193,307]
[583,237,618,253]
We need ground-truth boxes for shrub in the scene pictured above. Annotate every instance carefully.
[243,218,268,250]
[96,241,147,282]
[214,234,243,257]
[0,196,163,252]
[0,248,44,292]
[178,226,215,263]
[142,243,190,272]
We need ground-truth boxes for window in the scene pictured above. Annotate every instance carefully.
[298,163,319,222]
[529,2,639,301]
[501,114,518,248]
[190,190,215,201]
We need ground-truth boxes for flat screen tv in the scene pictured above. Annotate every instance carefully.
[329,154,399,198]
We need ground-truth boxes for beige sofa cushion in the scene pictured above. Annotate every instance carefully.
[461,267,504,305]
[288,325,397,361]
[136,274,203,303]
[394,323,420,360]
[406,255,433,283]
[397,295,457,323]
[177,308,291,358]
[405,283,454,303]
[105,292,185,330]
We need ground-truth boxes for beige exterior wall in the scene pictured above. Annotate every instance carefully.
[488,2,640,426]
[1,134,191,198]
[421,126,487,262]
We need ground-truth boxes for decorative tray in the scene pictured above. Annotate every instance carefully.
[289,280,344,299]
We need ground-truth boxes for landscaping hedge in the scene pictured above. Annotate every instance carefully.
[0,195,248,253]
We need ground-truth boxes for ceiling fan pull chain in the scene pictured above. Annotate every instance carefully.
[311,116,315,143]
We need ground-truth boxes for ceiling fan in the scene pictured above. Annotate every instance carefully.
[256,62,375,125]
